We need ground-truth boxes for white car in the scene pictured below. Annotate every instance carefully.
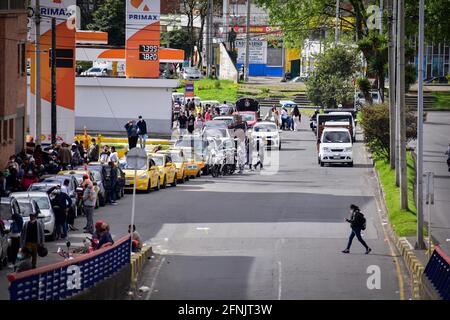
[172,92,185,104]
[12,192,56,241]
[355,90,382,106]
[251,121,281,150]
[318,127,353,167]
[81,67,108,77]
[181,67,203,80]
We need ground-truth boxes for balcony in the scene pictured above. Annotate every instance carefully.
[0,0,26,11]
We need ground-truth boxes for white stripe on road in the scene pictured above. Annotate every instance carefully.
[145,257,166,300]
[277,261,282,300]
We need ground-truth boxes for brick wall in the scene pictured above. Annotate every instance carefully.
[0,10,27,169]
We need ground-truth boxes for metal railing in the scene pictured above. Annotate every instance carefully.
[7,235,131,300]
[424,246,450,300]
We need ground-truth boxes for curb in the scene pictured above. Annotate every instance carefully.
[130,244,153,293]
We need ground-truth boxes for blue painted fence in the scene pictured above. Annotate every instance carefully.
[7,236,131,300]
[424,246,450,300]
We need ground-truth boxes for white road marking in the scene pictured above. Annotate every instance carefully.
[277,261,282,300]
[146,257,166,300]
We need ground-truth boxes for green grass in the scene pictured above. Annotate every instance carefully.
[432,92,450,110]
[374,151,420,237]
[176,79,238,102]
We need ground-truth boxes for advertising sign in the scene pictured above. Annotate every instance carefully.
[185,81,194,98]
[126,0,160,78]
[235,40,267,64]
[29,0,76,144]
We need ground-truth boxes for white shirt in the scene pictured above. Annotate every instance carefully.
[110,152,119,163]
[61,185,69,195]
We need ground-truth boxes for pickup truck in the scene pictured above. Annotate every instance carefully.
[318,127,353,167]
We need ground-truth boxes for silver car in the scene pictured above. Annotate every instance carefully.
[12,192,56,241]
[181,67,203,80]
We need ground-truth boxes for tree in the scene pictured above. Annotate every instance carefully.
[161,29,191,54]
[361,104,417,160]
[87,0,125,46]
[76,0,102,30]
[306,46,359,108]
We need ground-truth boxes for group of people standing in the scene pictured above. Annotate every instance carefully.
[266,105,302,131]
[125,116,148,149]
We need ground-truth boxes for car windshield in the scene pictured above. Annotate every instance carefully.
[323,131,351,143]
[121,161,147,170]
[29,184,53,192]
[215,118,233,125]
[185,68,198,73]
[0,203,12,220]
[241,114,256,122]
[17,201,34,217]
[42,176,64,185]
[175,139,207,152]
[15,196,50,210]
[151,157,164,166]
[204,128,228,138]
[90,68,101,72]
[170,154,183,163]
[92,171,102,181]
[254,124,277,132]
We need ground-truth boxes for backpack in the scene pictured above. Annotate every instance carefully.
[354,211,366,230]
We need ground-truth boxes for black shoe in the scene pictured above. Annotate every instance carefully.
[365,248,372,254]
[342,249,350,253]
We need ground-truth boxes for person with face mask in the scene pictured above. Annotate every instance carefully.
[15,246,33,272]
[20,212,45,269]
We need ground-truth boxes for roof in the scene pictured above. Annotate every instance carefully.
[11,191,49,198]
[254,121,277,126]
[322,127,351,132]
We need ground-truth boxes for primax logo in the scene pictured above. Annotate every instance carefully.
[40,7,70,17]
[128,14,159,21]
[130,0,152,12]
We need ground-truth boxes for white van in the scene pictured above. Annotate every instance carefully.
[318,127,353,167]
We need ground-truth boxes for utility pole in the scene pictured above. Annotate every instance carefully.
[394,0,400,185]
[206,0,211,78]
[397,0,408,209]
[379,0,384,34]
[415,0,426,249]
[244,0,250,82]
[35,0,42,145]
[51,18,57,145]
[335,0,340,46]
[388,0,396,169]
[223,0,228,44]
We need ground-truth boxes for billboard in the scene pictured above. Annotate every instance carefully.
[29,0,76,144]
[126,0,161,78]
[235,40,267,64]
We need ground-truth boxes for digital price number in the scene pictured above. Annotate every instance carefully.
[139,45,159,61]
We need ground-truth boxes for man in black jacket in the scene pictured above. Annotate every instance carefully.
[137,116,148,149]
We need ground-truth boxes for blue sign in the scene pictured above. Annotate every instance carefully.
[185,83,194,92]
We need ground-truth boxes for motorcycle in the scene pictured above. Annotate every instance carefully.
[56,237,99,260]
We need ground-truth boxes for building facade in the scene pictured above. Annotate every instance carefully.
[0,2,28,168]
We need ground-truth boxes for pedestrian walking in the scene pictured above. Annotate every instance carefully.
[20,211,45,269]
[87,138,99,162]
[125,120,139,149]
[7,209,23,269]
[137,116,148,149]
[292,106,301,131]
[342,204,371,254]
[187,113,195,134]
[178,112,188,136]
[83,183,97,234]
[281,108,289,130]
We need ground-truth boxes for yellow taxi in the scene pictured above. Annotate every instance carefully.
[156,149,188,184]
[148,153,177,189]
[120,156,160,193]
[173,147,203,178]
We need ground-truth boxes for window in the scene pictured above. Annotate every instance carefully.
[9,118,14,140]
[3,120,7,142]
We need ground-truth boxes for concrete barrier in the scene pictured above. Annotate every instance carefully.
[129,244,153,294]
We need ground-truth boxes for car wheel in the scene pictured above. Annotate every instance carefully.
[161,176,167,189]
[279,142,281,150]
[172,176,177,187]
[320,161,324,167]
[348,161,354,167]
[318,157,321,164]
[196,170,201,178]
[146,180,152,193]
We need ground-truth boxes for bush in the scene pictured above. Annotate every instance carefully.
[360,103,417,160]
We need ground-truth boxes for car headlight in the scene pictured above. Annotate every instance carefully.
[140,173,148,179]
[44,215,52,222]
[344,147,352,152]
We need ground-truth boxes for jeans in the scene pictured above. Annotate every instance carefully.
[55,221,68,238]
[139,134,147,148]
[346,227,369,250]
[84,206,94,233]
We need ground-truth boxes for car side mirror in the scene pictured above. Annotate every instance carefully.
[166,162,172,167]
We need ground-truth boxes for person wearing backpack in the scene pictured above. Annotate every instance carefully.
[342,204,371,254]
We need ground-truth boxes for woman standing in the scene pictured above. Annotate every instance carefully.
[292,106,301,131]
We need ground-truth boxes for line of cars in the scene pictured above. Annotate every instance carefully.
[0,163,128,267]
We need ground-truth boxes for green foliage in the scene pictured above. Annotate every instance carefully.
[87,0,125,46]
[405,64,417,92]
[357,77,372,104]
[432,92,450,110]
[306,46,359,108]
[161,28,191,57]
[360,104,417,161]
[176,79,238,102]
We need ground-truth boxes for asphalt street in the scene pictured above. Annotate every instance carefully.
[0,115,409,300]
[423,111,450,253]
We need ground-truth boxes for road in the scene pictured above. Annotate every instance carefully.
[423,111,450,254]
[0,115,409,300]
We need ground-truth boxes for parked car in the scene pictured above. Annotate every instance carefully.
[157,149,188,184]
[148,153,177,189]
[76,163,125,199]
[318,127,353,167]
[11,192,56,241]
[181,67,203,80]
[236,111,258,128]
[0,197,21,268]
[81,67,108,77]
[202,120,232,140]
[58,170,104,208]
[355,91,382,106]
[251,121,281,150]
[120,156,160,193]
